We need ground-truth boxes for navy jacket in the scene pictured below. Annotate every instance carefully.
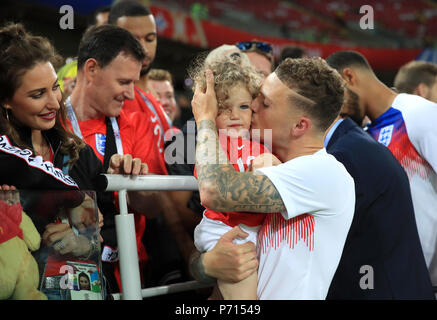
[326,118,434,299]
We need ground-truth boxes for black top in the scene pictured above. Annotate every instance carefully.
[165,118,204,217]
[0,126,117,246]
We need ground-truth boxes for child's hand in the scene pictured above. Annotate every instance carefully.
[249,153,282,171]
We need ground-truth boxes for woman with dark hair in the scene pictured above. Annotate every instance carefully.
[0,23,94,189]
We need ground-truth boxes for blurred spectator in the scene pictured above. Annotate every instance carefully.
[278,45,307,65]
[57,59,77,99]
[176,93,194,129]
[146,69,181,126]
[394,60,437,103]
[89,5,111,27]
[191,3,209,20]
[236,40,274,77]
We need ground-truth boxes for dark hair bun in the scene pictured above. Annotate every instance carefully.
[0,23,26,49]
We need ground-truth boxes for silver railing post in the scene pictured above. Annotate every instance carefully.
[99,174,198,192]
[115,188,142,300]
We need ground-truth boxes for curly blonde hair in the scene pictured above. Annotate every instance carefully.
[189,50,263,111]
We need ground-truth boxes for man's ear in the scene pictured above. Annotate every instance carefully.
[414,83,429,98]
[291,116,311,138]
[341,67,359,86]
[83,58,99,82]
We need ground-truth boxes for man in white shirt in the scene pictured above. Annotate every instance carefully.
[190,57,355,299]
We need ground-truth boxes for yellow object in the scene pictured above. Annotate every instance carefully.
[57,60,78,93]
[0,208,47,300]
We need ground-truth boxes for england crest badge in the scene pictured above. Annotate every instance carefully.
[95,133,106,156]
[377,124,394,147]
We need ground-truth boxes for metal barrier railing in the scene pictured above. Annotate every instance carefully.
[111,280,212,300]
[98,174,203,300]
[98,174,198,192]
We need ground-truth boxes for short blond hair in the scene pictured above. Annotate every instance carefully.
[276,57,345,132]
[147,68,173,85]
[394,61,437,94]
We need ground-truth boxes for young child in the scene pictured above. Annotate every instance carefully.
[190,49,280,300]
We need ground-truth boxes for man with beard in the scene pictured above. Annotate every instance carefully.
[326,50,437,293]
[340,86,366,127]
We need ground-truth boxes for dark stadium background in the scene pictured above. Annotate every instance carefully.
[1,0,436,110]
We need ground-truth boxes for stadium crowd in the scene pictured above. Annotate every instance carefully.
[1,0,437,301]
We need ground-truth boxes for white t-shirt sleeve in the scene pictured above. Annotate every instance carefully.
[256,149,355,220]
[393,94,437,173]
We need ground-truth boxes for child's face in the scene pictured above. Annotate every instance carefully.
[215,83,252,138]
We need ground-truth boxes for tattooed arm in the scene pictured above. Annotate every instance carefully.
[192,70,285,213]
[196,120,285,213]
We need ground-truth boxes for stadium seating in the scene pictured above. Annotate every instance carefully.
[151,0,437,47]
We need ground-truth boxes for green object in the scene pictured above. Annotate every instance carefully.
[191,3,208,20]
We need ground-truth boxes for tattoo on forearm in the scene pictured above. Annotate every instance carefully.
[196,120,285,213]
[189,251,216,284]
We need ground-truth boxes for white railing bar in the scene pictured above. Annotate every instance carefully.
[118,189,129,215]
[98,174,198,191]
[111,280,213,300]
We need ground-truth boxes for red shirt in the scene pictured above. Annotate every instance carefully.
[70,109,168,175]
[195,136,270,227]
[123,86,173,157]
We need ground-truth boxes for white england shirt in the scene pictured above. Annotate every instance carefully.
[367,93,437,284]
[255,148,355,299]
